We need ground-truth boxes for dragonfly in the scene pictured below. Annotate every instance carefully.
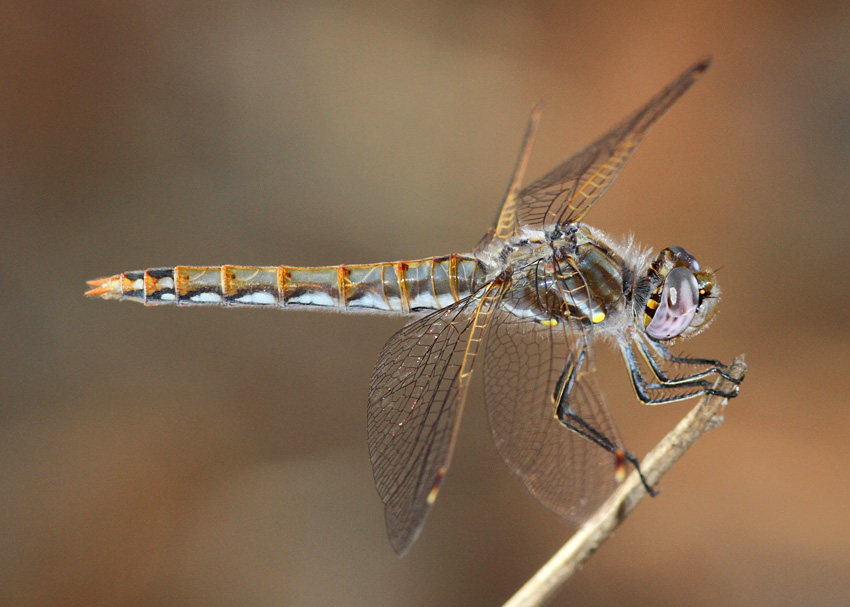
[87,58,739,556]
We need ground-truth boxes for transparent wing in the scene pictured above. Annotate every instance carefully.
[514,59,710,231]
[483,272,625,525]
[367,279,507,555]
[475,103,542,253]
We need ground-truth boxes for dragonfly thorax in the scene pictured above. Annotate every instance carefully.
[487,224,629,327]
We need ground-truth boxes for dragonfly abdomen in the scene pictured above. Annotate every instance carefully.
[85,254,484,313]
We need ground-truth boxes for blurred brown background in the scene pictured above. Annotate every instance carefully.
[2,1,849,606]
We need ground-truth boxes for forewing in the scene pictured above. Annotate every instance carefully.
[515,59,709,230]
[483,276,624,525]
[367,280,506,555]
[480,103,542,249]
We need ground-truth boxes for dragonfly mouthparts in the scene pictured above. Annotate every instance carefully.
[84,275,123,299]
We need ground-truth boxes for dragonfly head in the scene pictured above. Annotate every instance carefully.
[643,247,720,341]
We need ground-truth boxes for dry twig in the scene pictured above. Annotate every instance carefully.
[503,355,747,607]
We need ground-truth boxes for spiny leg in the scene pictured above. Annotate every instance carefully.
[621,342,738,404]
[644,340,742,385]
[637,340,740,387]
[553,349,657,496]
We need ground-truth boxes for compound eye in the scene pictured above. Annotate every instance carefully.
[646,266,700,340]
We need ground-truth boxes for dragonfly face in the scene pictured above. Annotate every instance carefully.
[87,59,740,556]
[641,246,720,341]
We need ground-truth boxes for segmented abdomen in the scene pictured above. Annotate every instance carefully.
[88,254,484,313]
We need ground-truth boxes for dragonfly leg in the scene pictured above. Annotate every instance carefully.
[645,340,742,384]
[622,342,739,405]
[619,450,659,497]
[553,350,658,496]
[638,340,741,387]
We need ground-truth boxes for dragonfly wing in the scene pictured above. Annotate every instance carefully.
[483,275,625,525]
[515,59,710,229]
[367,279,507,555]
[476,103,543,252]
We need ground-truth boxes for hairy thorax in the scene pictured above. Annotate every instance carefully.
[475,224,645,333]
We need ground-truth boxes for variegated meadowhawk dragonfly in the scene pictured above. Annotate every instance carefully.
[87,59,739,555]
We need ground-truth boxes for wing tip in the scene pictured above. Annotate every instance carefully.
[387,519,421,557]
[692,56,712,77]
